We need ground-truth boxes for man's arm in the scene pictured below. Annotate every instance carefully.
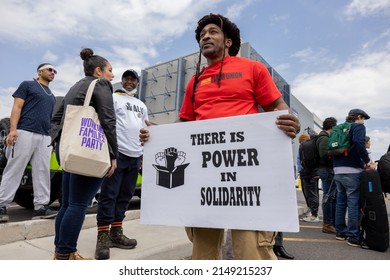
[262,97,301,139]
[262,96,289,112]
[6,97,24,146]
[353,125,370,165]
[317,136,328,159]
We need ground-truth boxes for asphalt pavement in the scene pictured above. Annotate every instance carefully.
[0,189,389,260]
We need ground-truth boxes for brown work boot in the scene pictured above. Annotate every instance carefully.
[322,223,336,234]
[54,251,93,260]
[53,252,70,260]
[110,226,137,249]
[69,251,93,260]
[95,231,111,260]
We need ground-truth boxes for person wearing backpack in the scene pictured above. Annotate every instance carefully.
[317,117,337,234]
[299,133,320,223]
[332,109,373,247]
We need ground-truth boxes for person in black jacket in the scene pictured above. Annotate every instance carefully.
[50,48,118,260]
[317,117,337,234]
[300,134,320,223]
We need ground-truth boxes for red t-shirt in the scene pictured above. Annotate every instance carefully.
[179,56,282,121]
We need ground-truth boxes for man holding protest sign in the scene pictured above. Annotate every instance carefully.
[140,13,300,260]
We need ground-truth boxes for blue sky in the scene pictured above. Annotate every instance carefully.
[0,0,389,160]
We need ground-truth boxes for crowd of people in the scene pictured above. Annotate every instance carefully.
[0,12,387,260]
[0,49,148,260]
[297,108,388,250]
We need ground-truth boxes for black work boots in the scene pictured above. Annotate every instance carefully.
[95,231,111,260]
[110,226,137,249]
[95,227,137,260]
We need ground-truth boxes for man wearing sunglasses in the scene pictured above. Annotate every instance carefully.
[0,63,58,223]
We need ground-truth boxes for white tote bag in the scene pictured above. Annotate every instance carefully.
[60,79,111,177]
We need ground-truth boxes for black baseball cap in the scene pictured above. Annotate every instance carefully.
[349,109,370,119]
[122,69,139,81]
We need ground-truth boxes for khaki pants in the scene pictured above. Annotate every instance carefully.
[185,227,277,260]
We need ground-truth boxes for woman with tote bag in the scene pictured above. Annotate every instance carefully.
[50,48,118,260]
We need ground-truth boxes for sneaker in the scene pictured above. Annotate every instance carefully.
[303,210,311,218]
[303,215,320,223]
[0,206,9,223]
[32,206,57,220]
[347,238,360,247]
[335,233,348,241]
[361,240,370,249]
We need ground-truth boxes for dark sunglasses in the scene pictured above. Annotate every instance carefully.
[46,68,57,74]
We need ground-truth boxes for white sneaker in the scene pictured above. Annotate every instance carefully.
[303,211,311,218]
[303,215,320,223]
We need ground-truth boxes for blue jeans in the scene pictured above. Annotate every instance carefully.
[54,171,103,253]
[319,168,336,224]
[96,153,141,226]
[54,143,104,254]
[334,173,361,241]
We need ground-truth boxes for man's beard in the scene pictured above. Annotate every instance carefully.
[202,46,224,59]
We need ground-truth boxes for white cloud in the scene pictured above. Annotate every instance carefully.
[0,0,218,45]
[0,87,15,117]
[42,51,59,64]
[292,40,390,160]
[275,63,290,73]
[369,127,390,159]
[291,47,337,66]
[0,0,233,121]
[292,49,390,119]
[362,29,390,51]
[226,0,254,19]
[0,0,227,103]
[50,56,85,96]
[344,0,390,18]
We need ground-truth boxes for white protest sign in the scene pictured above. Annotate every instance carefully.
[140,111,299,232]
